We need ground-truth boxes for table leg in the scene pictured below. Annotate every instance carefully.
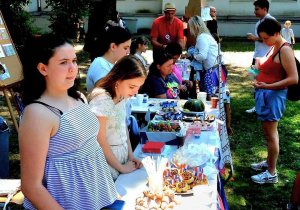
[3,89,19,132]
[8,88,21,117]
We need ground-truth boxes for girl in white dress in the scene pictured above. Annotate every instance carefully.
[89,55,147,180]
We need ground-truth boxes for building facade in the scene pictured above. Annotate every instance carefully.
[26,0,300,37]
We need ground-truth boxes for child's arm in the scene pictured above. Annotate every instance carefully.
[291,29,295,44]
[292,36,295,45]
[97,116,136,174]
[126,125,142,169]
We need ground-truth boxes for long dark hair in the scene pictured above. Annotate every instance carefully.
[21,34,80,106]
[90,55,147,100]
[165,42,182,56]
[94,26,131,58]
[257,18,281,37]
[148,52,173,77]
[130,36,150,55]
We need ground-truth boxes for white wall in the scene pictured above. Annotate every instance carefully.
[26,0,300,37]
[117,0,163,14]
[117,0,300,16]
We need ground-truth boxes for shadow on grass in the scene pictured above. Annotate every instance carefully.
[225,63,300,209]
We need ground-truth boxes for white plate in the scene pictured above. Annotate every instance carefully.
[181,110,205,115]
[174,189,193,195]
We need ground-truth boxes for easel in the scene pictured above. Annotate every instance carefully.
[0,82,21,132]
[0,11,24,133]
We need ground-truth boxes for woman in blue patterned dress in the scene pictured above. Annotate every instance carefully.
[19,34,117,209]
[89,55,146,180]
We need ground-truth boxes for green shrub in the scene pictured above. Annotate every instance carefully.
[0,0,37,48]
[136,9,152,13]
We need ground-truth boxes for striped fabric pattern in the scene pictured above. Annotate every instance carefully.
[23,103,117,210]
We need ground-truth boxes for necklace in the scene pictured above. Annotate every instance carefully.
[114,96,124,104]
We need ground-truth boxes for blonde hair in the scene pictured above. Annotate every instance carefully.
[285,20,291,26]
[188,16,211,37]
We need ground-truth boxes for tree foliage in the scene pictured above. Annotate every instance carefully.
[84,0,116,58]
[45,0,97,38]
[0,0,36,48]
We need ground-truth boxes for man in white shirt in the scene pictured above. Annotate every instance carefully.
[246,0,275,113]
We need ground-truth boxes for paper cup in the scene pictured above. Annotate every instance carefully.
[211,97,218,108]
[197,92,207,101]
[130,96,137,105]
[136,94,143,106]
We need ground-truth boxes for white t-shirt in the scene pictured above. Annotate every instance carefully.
[134,53,147,67]
[86,57,114,93]
[254,14,275,59]
[194,33,218,70]
[281,28,294,44]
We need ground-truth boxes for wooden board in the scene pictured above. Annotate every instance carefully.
[0,10,23,87]
[185,0,209,48]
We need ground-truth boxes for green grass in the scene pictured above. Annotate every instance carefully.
[1,39,299,209]
[221,37,300,52]
[224,64,300,209]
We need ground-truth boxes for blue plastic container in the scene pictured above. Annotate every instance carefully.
[0,116,9,178]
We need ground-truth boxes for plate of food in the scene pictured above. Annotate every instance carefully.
[181,109,205,115]
[163,167,208,195]
[204,114,215,123]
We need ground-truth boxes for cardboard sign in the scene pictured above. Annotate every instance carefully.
[0,11,23,87]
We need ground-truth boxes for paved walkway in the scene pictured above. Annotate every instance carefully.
[75,44,300,68]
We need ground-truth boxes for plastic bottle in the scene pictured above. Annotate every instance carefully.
[143,94,148,106]
[195,81,200,93]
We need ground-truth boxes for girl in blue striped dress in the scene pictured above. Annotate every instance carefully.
[19,34,117,209]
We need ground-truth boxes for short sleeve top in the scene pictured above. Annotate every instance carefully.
[150,16,184,47]
[89,88,128,145]
[281,28,294,44]
[86,57,114,93]
[144,73,179,99]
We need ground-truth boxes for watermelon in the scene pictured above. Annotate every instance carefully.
[183,99,205,112]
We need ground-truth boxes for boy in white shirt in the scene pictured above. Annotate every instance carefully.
[281,20,295,47]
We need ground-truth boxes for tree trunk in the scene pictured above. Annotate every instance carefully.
[84,0,116,60]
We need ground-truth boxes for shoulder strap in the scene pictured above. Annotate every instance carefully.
[31,101,63,115]
[275,42,291,64]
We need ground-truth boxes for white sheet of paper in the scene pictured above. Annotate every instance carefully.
[0,64,10,80]
[2,44,15,56]
[201,6,213,21]
[0,45,6,58]
[0,179,21,196]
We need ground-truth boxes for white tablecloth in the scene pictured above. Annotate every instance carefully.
[115,127,221,210]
